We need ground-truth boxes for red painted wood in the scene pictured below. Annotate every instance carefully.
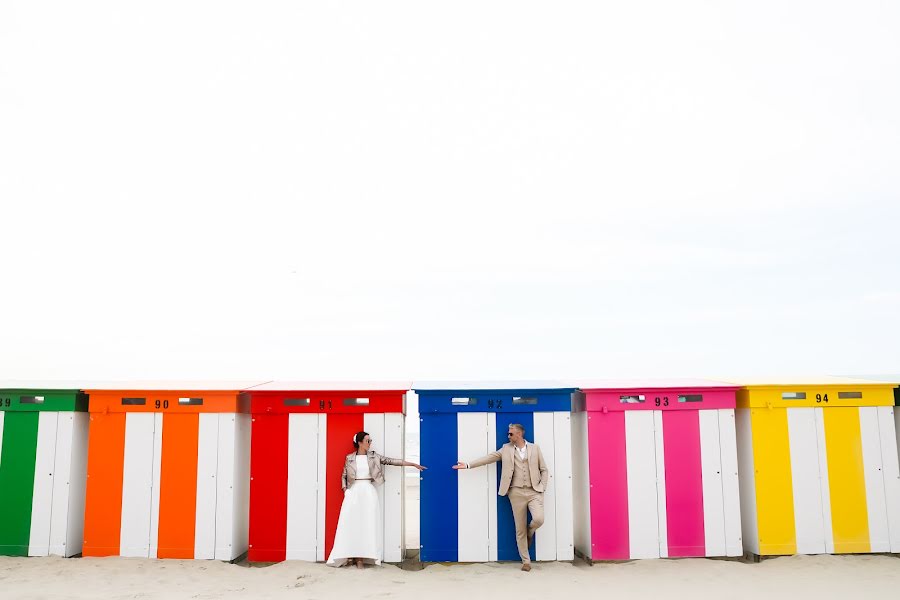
[248,413,289,562]
[324,413,365,560]
[247,390,404,415]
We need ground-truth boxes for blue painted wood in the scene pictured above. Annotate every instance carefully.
[417,389,575,414]
[417,387,572,562]
[495,413,536,562]
[419,412,458,562]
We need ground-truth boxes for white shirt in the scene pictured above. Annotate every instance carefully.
[515,442,528,460]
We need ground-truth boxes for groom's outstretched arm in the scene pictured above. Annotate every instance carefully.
[453,449,502,470]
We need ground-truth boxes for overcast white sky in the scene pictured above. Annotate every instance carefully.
[1,2,898,382]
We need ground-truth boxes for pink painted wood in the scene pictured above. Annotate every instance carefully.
[661,410,706,557]
[587,410,630,559]
[582,382,738,413]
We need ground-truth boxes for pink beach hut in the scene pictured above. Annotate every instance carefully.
[572,380,742,560]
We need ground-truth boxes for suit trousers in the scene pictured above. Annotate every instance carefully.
[507,486,545,563]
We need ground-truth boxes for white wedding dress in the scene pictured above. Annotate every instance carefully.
[326,455,383,567]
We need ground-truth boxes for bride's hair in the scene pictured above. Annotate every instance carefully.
[352,431,368,449]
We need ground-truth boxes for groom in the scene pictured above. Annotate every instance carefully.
[453,423,548,572]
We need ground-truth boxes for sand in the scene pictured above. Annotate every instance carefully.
[5,485,898,598]
[1,554,900,600]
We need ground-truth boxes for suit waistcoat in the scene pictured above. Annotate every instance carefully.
[510,448,533,488]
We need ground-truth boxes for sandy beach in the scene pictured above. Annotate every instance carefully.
[2,553,900,600]
[6,479,900,599]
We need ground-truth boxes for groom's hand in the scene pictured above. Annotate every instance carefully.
[452,461,467,470]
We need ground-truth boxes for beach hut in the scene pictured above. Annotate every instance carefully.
[244,382,408,563]
[81,381,261,560]
[734,377,900,556]
[856,376,900,468]
[0,383,89,557]
[571,380,742,561]
[416,382,576,563]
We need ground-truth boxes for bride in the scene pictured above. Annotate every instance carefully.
[326,431,426,568]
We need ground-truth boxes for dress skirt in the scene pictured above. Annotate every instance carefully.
[326,480,383,567]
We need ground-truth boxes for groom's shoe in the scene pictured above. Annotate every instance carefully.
[521,563,532,572]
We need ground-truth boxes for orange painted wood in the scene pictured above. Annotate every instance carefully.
[86,390,248,414]
[156,413,199,559]
[82,412,126,557]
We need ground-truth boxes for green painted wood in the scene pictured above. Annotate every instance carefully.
[0,390,87,413]
[0,411,40,556]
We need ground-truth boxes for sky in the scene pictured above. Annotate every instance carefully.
[1,2,899,382]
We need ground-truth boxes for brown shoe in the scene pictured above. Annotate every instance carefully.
[521,563,532,572]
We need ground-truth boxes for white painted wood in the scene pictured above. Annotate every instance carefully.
[148,413,163,559]
[231,413,251,559]
[570,411,591,559]
[787,407,827,554]
[717,409,743,556]
[0,412,5,469]
[457,412,490,562]
[364,413,386,563]
[625,410,660,559]
[699,410,726,557]
[194,413,219,559]
[250,381,410,392]
[487,412,498,562]
[316,414,327,562]
[28,412,58,556]
[552,412,574,561]
[735,409,759,554]
[813,408,835,554]
[413,380,568,391]
[287,413,321,561]
[64,412,89,557]
[877,406,900,553]
[653,410,668,558]
[81,380,265,391]
[858,407,890,552]
[533,412,557,561]
[383,412,405,563]
[121,413,156,557]
[48,413,73,557]
[213,414,235,561]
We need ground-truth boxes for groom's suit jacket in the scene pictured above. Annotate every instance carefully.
[468,442,549,496]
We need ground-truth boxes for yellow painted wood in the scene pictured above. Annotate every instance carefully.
[823,407,871,553]
[736,382,894,409]
[750,407,797,555]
